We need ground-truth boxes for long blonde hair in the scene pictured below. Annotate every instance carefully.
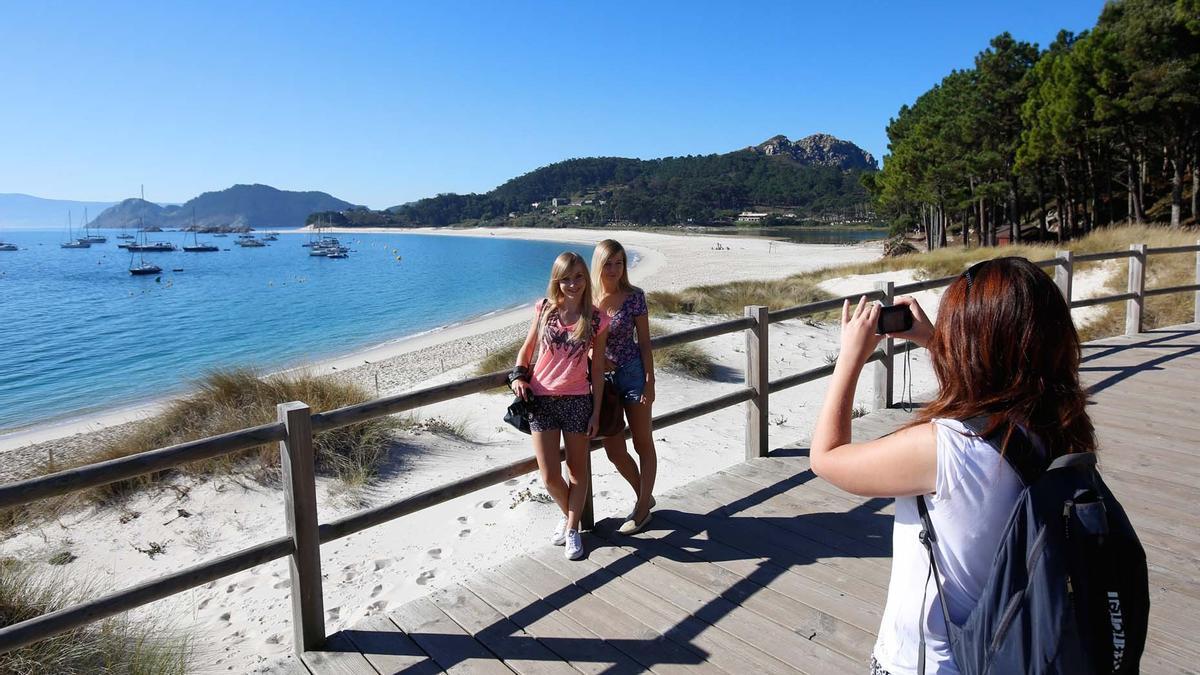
[591,239,637,300]
[544,251,595,343]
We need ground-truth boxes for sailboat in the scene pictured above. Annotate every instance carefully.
[128,230,162,275]
[182,208,218,252]
[61,211,91,248]
[0,242,17,251]
[82,208,106,243]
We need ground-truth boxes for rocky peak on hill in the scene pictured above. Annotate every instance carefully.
[750,133,877,170]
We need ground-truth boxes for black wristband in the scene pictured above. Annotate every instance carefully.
[506,369,530,386]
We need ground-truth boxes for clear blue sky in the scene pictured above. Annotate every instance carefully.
[1,1,1106,209]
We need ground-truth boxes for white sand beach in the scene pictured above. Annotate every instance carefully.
[0,228,1118,673]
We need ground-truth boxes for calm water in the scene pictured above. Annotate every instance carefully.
[0,230,590,431]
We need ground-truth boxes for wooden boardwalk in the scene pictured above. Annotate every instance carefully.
[297,325,1200,674]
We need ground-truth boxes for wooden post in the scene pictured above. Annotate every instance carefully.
[1126,244,1146,335]
[873,282,895,410]
[1054,250,1074,306]
[744,305,769,459]
[278,401,325,653]
[1194,240,1200,323]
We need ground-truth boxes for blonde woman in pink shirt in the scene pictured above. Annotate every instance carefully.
[509,252,610,560]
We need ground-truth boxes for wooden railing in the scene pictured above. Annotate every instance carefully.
[1,242,1197,656]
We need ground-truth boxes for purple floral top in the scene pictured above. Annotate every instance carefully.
[603,289,648,368]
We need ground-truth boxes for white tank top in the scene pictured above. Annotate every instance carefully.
[872,419,1031,674]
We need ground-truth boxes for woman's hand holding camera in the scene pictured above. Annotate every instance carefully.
[839,296,884,367]
[888,296,934,348]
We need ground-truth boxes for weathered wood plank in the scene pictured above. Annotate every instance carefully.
[428,584,577,675]
[494,557,720,675]
[389,596,515,675]
[465,568,645,674]
[338,614,441,675]
[300,631,380,675]
[590,520,876,663]
[648,485,891,602]
[595,514,884,634]
[535,544,808,675]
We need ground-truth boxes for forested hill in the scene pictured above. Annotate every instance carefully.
[91,184,356,231]
[316,134,877,228]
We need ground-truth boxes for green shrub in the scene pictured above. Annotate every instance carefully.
[2,369,399,530]
[0,560,190,674]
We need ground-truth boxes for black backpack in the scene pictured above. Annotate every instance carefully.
[916,422,1149,674]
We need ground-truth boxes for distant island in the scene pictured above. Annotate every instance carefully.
[89,184,358,231]
[311,133,881,229]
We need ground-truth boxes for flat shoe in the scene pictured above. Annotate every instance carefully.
[625,495,656,520]
[618,511,652,536]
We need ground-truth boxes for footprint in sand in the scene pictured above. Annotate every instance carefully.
[327,607,340,621]
[427,548,442,560]
[198,598,212,610]
[368,600,388,613]
[343,570,357,583]
[272,580,289,590]
[457,516,469,524]
[219,612,231,622]
[371,584,384,598]
[504,479,520,486]
[477,500,496,510]
[415,570,435,586]
[458,528,471,538]
[373,559,391,572]
[225,583,237,594]
[265,634,282,645]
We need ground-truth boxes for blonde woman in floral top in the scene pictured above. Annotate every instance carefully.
[591,239,657,535]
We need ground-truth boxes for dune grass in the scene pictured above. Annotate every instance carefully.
[1,369,399,532]
[0,559,190,674]
[649,225,1198,342]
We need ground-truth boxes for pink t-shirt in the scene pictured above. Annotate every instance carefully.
[530,299,610,396]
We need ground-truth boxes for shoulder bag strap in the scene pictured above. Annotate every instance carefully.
[916,495,955,675]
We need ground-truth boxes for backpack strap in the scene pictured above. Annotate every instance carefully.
[1047,451,1096,471]
[916,495,955,675]
[960,416,1045,487]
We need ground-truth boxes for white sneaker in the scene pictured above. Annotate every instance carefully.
[564,529,584,560]
[549,516,567,546]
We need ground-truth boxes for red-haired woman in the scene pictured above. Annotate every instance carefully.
[810,257,1095,675]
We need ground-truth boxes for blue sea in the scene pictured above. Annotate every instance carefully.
[0,230,594,431]
[0,227,882,432]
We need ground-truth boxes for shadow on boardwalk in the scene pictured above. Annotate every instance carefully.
[299,324,1200,674]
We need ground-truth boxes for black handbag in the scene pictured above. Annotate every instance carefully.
[503,396,534,434]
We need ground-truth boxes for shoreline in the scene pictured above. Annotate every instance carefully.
[0,227,875,455]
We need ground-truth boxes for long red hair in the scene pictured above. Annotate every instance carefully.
[915,257,1095,457]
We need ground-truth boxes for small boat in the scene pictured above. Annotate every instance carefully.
[183,242,219,252]
[324,250,349,259]
[237,237,267,247]
[129,262,162,276]
[81,209,106,242]
[213,233,229,238]
[0,242,17,251]
[182,210,219,252]
[61,211,91,248]
[262,232,279,241]
[127,241,177,252]
[129,245,162,275]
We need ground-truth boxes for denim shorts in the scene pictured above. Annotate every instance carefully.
[529,394,592,435]
[606,358,645,403]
